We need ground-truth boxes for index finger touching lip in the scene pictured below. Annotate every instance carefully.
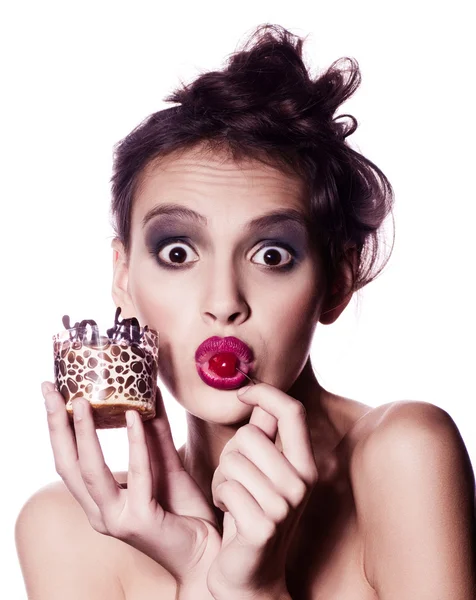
[237,383,316,478]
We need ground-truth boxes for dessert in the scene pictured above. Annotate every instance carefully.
[53,308,159,429]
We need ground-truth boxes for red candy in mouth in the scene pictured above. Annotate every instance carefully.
[208,352,239,378]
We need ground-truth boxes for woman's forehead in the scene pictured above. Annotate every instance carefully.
[133,147,308,221]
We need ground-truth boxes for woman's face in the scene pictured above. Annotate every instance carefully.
[112,147,327,423]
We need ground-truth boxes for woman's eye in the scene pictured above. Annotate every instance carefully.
[250,245,294,268]
[153,239,296,270]
[156,241,199,266]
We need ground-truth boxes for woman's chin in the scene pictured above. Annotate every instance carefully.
[174,383,255,422]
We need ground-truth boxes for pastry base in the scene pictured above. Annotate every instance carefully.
[66,399,156,429]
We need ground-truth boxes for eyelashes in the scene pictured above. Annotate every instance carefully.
[148,237,299,272]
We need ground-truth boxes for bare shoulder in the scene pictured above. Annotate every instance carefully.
[339,399,460,456]
[348,400,476,596]
[16,477,177,600]
[349,398,474,492]
[15,479,125,599]
[351,399,473,462]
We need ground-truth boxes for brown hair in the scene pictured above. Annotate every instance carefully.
[109,24,394,293]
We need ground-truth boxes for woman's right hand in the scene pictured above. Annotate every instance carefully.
[41,381,222,588]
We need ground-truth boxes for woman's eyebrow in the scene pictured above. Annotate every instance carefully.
[142,203,312,234]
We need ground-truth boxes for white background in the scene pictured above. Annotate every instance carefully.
[2,1,474,597]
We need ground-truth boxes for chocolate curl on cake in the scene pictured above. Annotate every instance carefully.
[130,317,142,344]
[79,320,100,346]
[62,315,100,346]
[62,315,72,330]
[107,307,128,342]
[106,307,149,344]
[62,307,150,346]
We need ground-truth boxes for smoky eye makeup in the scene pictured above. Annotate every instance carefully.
[143,215,311,266]
[247,222,311,259]
[144,217,205,251]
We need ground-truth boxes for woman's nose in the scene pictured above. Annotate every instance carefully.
[200,263,250,326]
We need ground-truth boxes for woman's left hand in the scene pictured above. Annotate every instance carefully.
[207,383,319,600]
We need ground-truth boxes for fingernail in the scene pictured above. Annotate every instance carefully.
[72,399,84,420]
[44,393,57,414]
[41,381,54,396]
[237,385,251,397]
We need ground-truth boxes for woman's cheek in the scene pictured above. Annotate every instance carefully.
[133,271,180,323]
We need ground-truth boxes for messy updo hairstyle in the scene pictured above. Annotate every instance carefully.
[110,24,394,295]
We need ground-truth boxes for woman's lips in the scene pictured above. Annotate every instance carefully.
[195,336,254,390]
[195,336,254,365]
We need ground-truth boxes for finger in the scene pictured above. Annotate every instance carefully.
[213,450,291,523]
[213,426,306,510]
[71,397,123,509]
[42,382,102,516]
[143,388,185,485]
[238,386,278,441]
[142,389,216,522]
[214,479,275,546]
[142,387,186,506]
[237,383,318,484]
[125,409,160,514]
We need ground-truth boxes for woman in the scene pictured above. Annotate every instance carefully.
[17,24,475,600]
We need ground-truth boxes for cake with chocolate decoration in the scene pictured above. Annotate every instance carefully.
[53,308,159,429]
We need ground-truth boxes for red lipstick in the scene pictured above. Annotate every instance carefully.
[195,336,254,390]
